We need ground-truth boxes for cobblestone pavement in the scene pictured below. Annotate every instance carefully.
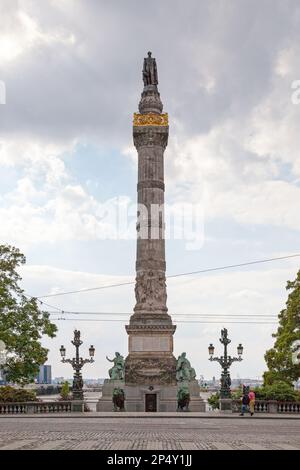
[0,416,300,450]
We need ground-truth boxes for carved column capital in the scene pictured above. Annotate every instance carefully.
[133,125,169,149]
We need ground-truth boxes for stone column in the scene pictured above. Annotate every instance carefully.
[125,54,176,387]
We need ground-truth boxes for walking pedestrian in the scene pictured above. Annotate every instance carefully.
[240,393,250,416]
[248,389,255,416]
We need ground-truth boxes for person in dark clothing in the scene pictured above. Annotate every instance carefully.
[240,394,250,416]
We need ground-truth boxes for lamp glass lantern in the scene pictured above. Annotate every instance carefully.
[59,345,66,358]
[89,345,95,358]
[208,343,215,357]
[237,343,243,357]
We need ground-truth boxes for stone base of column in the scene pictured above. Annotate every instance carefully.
[71,401,84,412]
[125,384,177,412]
[122,381,205,412]
[96,379,206,412]
[219,398,232,412]
[125,319,177,387]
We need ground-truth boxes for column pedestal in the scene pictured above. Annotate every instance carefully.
[219,398,232,412]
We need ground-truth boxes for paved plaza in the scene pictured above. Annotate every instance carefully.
[0,414,299,450]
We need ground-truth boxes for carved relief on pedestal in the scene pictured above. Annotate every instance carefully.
[125,357,176,385]
[134,270,167,312]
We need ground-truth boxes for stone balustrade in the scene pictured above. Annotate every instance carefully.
[232,399,300,414]
[0,401,72,414]
[277,401,300,413]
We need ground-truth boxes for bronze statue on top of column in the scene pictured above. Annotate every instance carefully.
[142,51,158,86]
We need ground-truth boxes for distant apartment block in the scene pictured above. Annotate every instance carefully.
[36,365,52,384]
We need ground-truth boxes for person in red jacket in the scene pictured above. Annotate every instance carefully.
[248,390,255,416]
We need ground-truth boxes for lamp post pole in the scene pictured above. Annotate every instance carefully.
[208,328,243,399]
[60,330,95,401]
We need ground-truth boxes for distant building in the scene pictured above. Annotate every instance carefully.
[83,378,105,386]
[0,373,7,385]
[230,378,263,389]
[36,365,52,384]
[199,377,263,391]
[52,377,65,384]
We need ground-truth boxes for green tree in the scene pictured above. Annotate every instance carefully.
[60,381,70,400]
[0,244,57,385]
[0,385,37,402]
[255,381,298,402]
[264,270,300,386]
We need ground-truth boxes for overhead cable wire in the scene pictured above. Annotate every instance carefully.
[52,318,277,324]
[47,311,278,317]
[35,253,300,299]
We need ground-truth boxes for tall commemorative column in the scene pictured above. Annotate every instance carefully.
[125,52,177,389]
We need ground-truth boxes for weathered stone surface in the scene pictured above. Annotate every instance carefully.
[125,53,177,393]
[130,335,170,352]
[219,398,233,412]
[134,270,167,312]
[125,384,178,412]
[133,126,168,148]
[125,356,177,386]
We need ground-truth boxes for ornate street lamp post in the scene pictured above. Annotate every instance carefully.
[60,330,95,400]
[208,328,243,399]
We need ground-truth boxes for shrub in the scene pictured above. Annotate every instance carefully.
[59,381,71,401]
[0,386,37,402]
[207,392,220,409]
[254,381,298,402]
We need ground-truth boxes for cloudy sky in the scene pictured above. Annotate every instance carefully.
[1,0,300,380]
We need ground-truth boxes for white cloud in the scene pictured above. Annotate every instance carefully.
[165,122,300,231]
[0,139,72,184]
[244,42,300,175]
[0,5,75,64]
[5,176,45,203]
[0,138,120,246]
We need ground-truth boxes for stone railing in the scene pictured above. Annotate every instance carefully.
[0,401,72,414]
[232,399,300,414]
[277,401,300,413]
